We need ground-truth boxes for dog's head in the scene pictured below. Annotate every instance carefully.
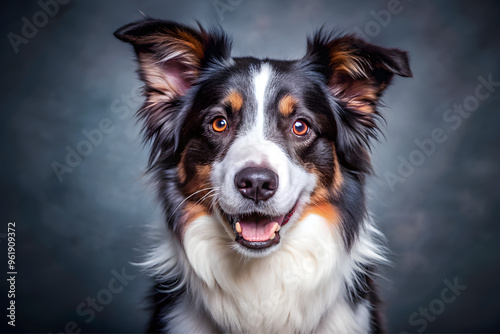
[115,19,411,257]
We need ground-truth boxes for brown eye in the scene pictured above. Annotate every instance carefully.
[212,117,227,132]
[293,120,308,136]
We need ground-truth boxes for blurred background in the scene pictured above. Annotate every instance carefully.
[1,0,499,333]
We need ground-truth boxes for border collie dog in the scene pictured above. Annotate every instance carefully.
[115,19,411,333]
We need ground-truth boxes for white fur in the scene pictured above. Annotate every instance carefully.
[143,212,386,333]
[211,64,316,257]
[253,63,271,138]
[161,297,218,333]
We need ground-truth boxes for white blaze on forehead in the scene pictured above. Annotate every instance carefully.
[252,63,272,138]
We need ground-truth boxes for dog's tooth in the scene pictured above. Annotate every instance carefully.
[276,224,281,232]
[235,222,242,234]
[270,232,276,240]
[270,222,279,234]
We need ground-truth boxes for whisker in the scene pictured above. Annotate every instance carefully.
[166,186,217,224]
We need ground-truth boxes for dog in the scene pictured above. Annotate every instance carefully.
[114,18,411,333]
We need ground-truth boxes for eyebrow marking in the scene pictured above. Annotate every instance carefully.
[224,90,243,112]
[278,94,297,117]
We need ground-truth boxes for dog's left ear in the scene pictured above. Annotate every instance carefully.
[305,32,412,172]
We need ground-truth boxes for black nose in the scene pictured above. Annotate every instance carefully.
[234,167,279,203]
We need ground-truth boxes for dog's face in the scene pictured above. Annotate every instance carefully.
[207,61,323,254]
[115,20,411,257]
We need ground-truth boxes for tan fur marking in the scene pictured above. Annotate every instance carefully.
[300,144,343,224]
[328,43,386,114]
[352,103,374,114]
[346,83,378,113]
[145,31,203,68]
[178,151,187,184]
[178,162,213,239]
[224,91,243,112]
[179,202,209,238]
[331,144,344,193]
[182,202,208,224]
[309,186,329,204]
[330,50,367,79]
[176,144,213,240]
[278,95,297,116]
[300,202,340,225]
[135,28,208,102]
[182,165,212,198]
[176,29,205,60]
[178,143,213,199]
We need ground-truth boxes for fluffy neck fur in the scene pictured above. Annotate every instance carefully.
[142,212,386,333]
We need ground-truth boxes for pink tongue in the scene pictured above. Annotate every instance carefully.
[239,215,284,242]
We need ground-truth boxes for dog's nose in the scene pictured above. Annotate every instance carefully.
[234,167,279,203]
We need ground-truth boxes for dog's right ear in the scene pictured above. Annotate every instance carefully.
[114,18,231,100]
[114,19,231,163]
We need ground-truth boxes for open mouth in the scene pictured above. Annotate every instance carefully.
[225,202,298,250]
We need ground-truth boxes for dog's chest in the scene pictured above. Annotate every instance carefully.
[182,214,370,333]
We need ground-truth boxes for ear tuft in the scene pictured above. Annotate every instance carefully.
[115,19,231,99]
[305,30,412,173]
[306,31,412,112]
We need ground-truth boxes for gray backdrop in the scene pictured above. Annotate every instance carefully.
[1,0,499,333]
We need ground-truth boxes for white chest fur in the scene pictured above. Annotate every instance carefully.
[168,213,383,333]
